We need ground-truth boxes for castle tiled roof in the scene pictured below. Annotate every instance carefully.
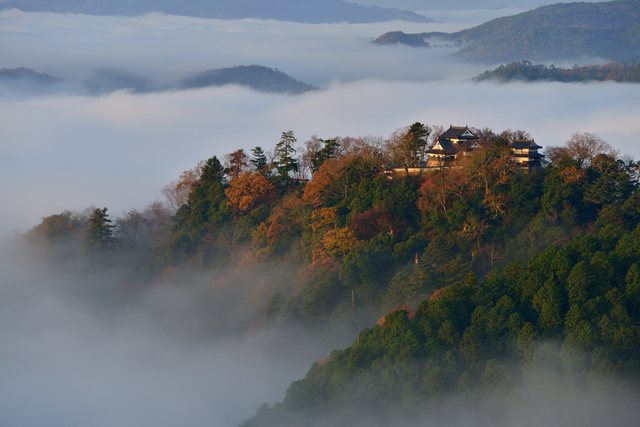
[511,139,542,150]
[427,138,457,155]
[440,125,477,140]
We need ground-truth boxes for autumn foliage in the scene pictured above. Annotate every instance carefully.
[225,171,275,212]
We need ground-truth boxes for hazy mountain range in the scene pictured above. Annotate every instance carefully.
[0,67,61,85]
[0,0,433,23]
[376,1,640,63]
[345,0,599,11]
[0,65,314,95]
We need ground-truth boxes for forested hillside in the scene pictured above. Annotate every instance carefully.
[24,125,638,326]
[23,122,640,425]
[390,1,640,62]
[242,221,640,426]
[475,60,640,83]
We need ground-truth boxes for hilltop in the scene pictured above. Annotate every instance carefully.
[0,0,433,24]
[0,68,61,86]
[373,31,429,47]
[21,122,640,426]
[182,65,314,93]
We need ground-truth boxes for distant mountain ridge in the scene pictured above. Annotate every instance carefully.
[182,65,314,93]
[0,65,314,95]
[373,31,429,47]
[376,1,640,62]
[0,67,61,85]
[0,0,433,23]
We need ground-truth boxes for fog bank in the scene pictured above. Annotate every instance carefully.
[0,10,476,89]
[0,245,357,427]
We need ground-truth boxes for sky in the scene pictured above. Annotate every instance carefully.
[1,8,640,427]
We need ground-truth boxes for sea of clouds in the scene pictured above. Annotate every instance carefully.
[1,10,640,426]
[2,10,639,237]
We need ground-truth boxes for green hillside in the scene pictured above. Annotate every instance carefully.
[475,60,640,82]
[242,223,640,426]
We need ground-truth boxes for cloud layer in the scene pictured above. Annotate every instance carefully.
[0,10,473,87]
[0,247,354,427]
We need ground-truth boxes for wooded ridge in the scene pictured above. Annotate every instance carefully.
[474,60,640,83]
[22,123,640,426]
[377,1,640,63]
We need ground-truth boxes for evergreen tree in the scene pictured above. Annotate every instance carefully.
[250,146,269,172]
[85,207,117,254]
[311,139,339,172]
[274,131,298,185]
[404,122,430,167]
[200,156,225,184]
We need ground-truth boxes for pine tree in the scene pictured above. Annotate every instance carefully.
[403,122,430,167]
[85,207,117,254]
[250,146,269,172]
[200,156,225,184]
[311,139,339,172]
[274,130,298,185]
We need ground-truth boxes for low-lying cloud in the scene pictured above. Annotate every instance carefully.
[0,10,475,88]
[0,245,359,427]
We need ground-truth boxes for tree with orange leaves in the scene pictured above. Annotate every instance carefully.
[223,149,249,181]
[310,207,339,232]
[225,171,275,213]
[419,168,469,214]
[321,227,361,258]
[467,138,516,195]
[302,155,380,208]
[266,192,309,243]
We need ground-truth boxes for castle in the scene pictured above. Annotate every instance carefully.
[386,125,545,177]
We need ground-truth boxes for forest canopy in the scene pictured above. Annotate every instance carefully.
[21,122,640,426]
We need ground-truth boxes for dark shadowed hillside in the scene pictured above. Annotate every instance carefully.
[182,65,314,93]
[0,68,61,85]
[373,31,429,47]
[378,1,640,62]
[0,0,433,23]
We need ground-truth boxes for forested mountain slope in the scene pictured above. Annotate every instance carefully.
[475,60,640,82]
[24,123,640,426]
[0,0,432,23]
[24,126,639,329]
[411,1,640,62]
[241,222,640,426]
